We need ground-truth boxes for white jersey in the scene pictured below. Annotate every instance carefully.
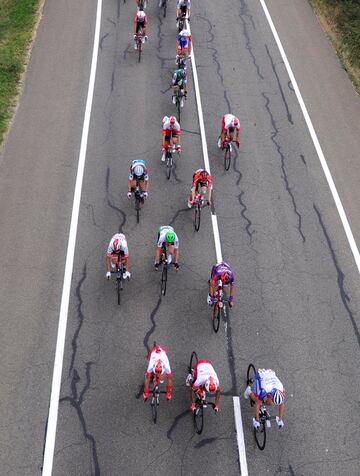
[193,361,220,388]
[177,0,191,8]
[223,113,240,131]
[107,233,129,257]
[157,225,179,249]
[162,117,181,135]
[256,369,284,394]
[146,346,172,376]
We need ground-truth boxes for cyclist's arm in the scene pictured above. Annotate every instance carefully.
[207,185,212,203]
[191,387,196,404]
[127,179,132,193]
[155,246,162,263]
[144,374,151,392]
[106,255,111,273]
[254,399,261,421]
[278,402,285,420]
[123,256,129,270]
[166,374,172,387]
[174,248,179,264]
[229,283,234,299]
[143,179,149,192]
[209,280,216,296]
[215,389,220,407]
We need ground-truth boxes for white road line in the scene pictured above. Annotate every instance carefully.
[42,0,103,474]
[233,397,249,476]
[189,31,248,475]
[261,0,360,274]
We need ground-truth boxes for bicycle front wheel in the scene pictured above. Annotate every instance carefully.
[138,41,142,62]
[166,155,172,180]
[194,404,204,434]
[135,196,141,223]
[246,363,256,407]
[117,278,121,305]
[224,146,231,171]
[176,97,181,123]
[151,399,158,424]
[163,0,167,17]
[161,265,167,296]
[194,204,201,231]
[254,422,266,450]
[189,351,198,372]
[212,303,220,332]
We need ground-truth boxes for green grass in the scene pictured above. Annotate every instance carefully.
[308,0,360,94]
[0,0,41,144]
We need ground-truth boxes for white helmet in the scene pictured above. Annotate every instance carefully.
[272,389,284,405]
[162,115,169,125]
[137,10,146,20]
[133,164,144,177]
[180,29,191,38]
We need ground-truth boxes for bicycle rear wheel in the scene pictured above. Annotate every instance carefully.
[194,403,204,434]
[254,422,266,450]
[212,303,220,332]
[189,351,198,372]
[117,277,121,305]
[166,155,172,180]
[151,398,158,424]
[135,196,141,223]
[246,363,256,407]
[138,40,142,62]
[194,204,201,231]
[161,265,167,295]
[224,146,231,171]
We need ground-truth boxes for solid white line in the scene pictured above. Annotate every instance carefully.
[261,0,360,274]
[233,397,249,476]
[42,1,103,474]
[189,28,248,474]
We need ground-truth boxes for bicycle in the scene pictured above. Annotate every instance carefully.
[135,29,144,62]
[164,140,180,180]
[188,351,216,434]
[159,244,171,296]
[159,0,167,17]
[219,137,232,171]
[211,280,228,332]
[110,255,125,305]
[177,11,188,33]
[193,190,207,232]
[133,183,144,224]
[246,364,277,450]
[148,342,167,423]
[138,0,147,9]
[174,84,185,122]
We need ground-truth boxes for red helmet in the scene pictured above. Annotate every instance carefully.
[200,170,209,181]
[170,116,176,125]
[205,376,218,393]
[154,360,164,375]
[233,117,239,127]
[113,239,120,253]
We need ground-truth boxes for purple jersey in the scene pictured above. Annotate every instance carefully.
[210,262,234,287]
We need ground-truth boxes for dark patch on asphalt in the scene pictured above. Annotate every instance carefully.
[232,150,254,242]
[239,0,264,80]
[265,45,294,125]
[169,207,190,226]
[262,92,305,242]
[166,410,189,442]
[221,305,238,395]
[181,128,200,136]
[106,167,127,233]
[99,32,110,50]
[288,80,295,92]
[314,204,360,346]
[300,154,306,166]
[194,437,217,448]
[143,297,162,354]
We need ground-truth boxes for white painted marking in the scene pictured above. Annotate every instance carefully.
[42,1,103,474]
[261,0,360,274]
[190,29,248,475]
[233,397,249,476]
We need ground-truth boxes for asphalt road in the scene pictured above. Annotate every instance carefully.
[0,0,359,475]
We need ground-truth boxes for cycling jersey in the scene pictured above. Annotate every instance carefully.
[107,233,129,258]
[162,118,181,136]
[172,69,187,86]
[129,159,149,181]
[134,14,148,30]
[252,369,285,402]
[157,225,179,249]
[192,169,213,190]
[192,360,220,390]
[146,345,172,377]
[221,113,240,133]
[210,261,235,287]
[177,32,192,49]
[177,0,191,8]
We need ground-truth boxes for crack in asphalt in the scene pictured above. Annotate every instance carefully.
[166,409,189,442]
[59,264,100,475]
[265,45,294,125]
[262,92,306,242]
[239,0,264,80]
[181,128,200,136]
[99,32,110,50]
[300,154,306,166]
[222,306,238,395]
[196,14,231,113]
[314,204,360,347]
[143,297,162,354]
[106,167,127,233]
[169,207,190,226]
[180,434,195,476]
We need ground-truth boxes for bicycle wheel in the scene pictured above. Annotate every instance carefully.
[151,398,157,424]
[189,351,198,372]
[212,303,220,332]
[194,203,201,231]
[193,403,204,434]
[224,145,231,171]
[135,195,141,223]
[176,96,181,123]
[138,40,142,62]
[246,363,256,407]
[166,154,172,180]
[117,277,121,305]
[161,264,167,296]
[254,422,266,450]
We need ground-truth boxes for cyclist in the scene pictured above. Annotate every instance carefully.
[127,159,149,200]
[218,113,240,149]
[134,9,148,50]
[143,344,172,401]
[244,368,286,429]
[105,233,131,280]
[172,67,187,107]
[176,28,192,58]
[188,168,213,208]
[186,359,220,413]
[154,225,180,270]
[161,115,182,162]
[208,261,235,308]
[176,0,191,23]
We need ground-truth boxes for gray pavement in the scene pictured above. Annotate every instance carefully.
[0,0,360,475]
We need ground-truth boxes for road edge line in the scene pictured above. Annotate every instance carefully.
[261,0,360,274]
[233,396,249,476]
[41,0,103,474]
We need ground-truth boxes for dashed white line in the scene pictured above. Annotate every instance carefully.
[261,0,360,274]
[41,0,103,474]
[189,28,248,476]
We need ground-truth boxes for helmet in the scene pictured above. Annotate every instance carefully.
[200,170,209,181]
[162,115,169,125]
[133,164,144,177]
[165,231,176,244]
[272,389,284,405]
[154,360,164,375]
[169,115,176,125]
[181,29,191,38]
[220,271,231,284]
[233,117,239,127]
[137,10,146,20]
[205,376,218,393]
[113,238,121,253]
[179,69,186,79]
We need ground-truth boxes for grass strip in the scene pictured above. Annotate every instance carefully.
[0,0,41,144]
[308,0,360,94]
